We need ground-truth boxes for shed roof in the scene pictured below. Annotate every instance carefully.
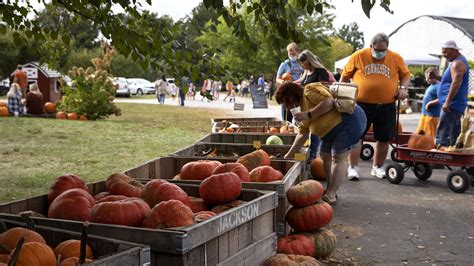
[21,62,62,78]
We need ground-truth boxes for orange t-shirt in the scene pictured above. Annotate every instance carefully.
[14,69,28,89]
[341,48,410,104]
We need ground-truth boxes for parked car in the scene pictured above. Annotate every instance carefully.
[0,78,9,96]
[126,78,155,95]
[112,77,131,97]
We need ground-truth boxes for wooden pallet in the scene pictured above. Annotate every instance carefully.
[124,156,304,236]
[198,133,297,145]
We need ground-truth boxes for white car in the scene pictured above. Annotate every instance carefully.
[126,78,155,95]
[112,77,131,97]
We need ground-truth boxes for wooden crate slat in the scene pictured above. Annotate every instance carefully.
[217,233,277,266]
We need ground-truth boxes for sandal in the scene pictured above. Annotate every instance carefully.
[322,195,337,205]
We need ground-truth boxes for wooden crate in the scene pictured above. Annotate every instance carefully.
[124,156,303,236]
[212,121,290,133]
[0,183,277,266]
[198,133,297,145]
[211,117,280,125]
[0,217,150,265]
[214,125,296,134]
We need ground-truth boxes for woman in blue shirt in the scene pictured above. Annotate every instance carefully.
[416,67,441,138]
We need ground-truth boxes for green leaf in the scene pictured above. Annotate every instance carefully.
[361,0,376,18]
[203,0,213,8]
[12,32,22,45]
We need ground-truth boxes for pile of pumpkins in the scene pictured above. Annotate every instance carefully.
[0,227,94,265]
[265,180,336,265]
[0,101,88,120]
[0,102,8,117]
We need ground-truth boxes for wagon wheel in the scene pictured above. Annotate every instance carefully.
[447,170,471,193]
[390,148,402,162]
[360,144,374,161]
[386,162,404,184]
[413,163,433,181]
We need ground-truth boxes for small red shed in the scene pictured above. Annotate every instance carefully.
[10,62,63,103]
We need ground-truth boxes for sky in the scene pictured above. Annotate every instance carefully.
[143,0,474,46]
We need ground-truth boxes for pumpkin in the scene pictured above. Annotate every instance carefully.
[9,242,56,266]
[236,149,271,171]
[0,254,10,263]
[95,195,128,203]
[48,188,95,221]
[67,112,78,120]
[211,200,247,213]
[281,73,292,81]
[142,181,191,208]
[286,180,324,207]
[280,125,291,134]
[264,254,321,266]
[310,158,326,181]
[142,199,194,229]
[105,173,130,190]
[79,115,88,121]
[249,165,283,182]
[212,162,250,182]
[0,102,6,107]
[296,229,337,259]
[43,102,56,113]
[268,127,279,134]
[0,106,8,117]
[0,228,46,253]
[199,172,242,205]
[90,197,150,226]
[93,191,110,202]
[54,240,94,262]
[193,211,217,223]
[47,174,89,205]
[106,173,143,197]
[277,235,315,256]
[56,111,67,119]
[180,160,221,180]
[286,202,333,232]
[59,257,94,266]
[407,130,435,150]
[189,196,210,213]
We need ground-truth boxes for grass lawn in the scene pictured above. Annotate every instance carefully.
[0,103,235,203]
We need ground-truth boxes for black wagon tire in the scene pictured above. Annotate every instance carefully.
[360,144,374,161]
[386,163,405,184]
[413,163,433,181]
[447,170,470,193]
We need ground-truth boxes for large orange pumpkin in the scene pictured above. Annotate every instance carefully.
[54,240,94,262]
[0,106,8,117]
[193,211,217,223]
[67,112,78,120]
[189,196,210,213]
[93,191,110,202]
[180,160,221,180]
[277,235,315,256]
[310,157,326,181]
[142,180,191,208]
[47,174,89,205]
[236,149,271,171]
[59,257,94,266]
[249,165,283,182]
[10,242,56,266]
[48,188,95,221]
[0,227,46,253]
[407,130,435,150]
[56,111,67,119]
[199,173,242,205]
[297,228,337,259]
[106,173,143,198]
[286,180,324,207]
[142,199,194,229]
[43,102,56,114]
[264,254,321,266]
[90,197,150,226]
[286,202,333,232]
[212,162,250,182]
[95,195,128,203]
[0,101,6,107]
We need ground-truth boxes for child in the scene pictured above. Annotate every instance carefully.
[416,67,441,138]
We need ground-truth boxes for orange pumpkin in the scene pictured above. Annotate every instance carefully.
[236,149,271,171]
[0,227,46,253]
[79,115,88,121]
[48,188,95,221]
[0,106,9,117]
[296,228,337,259]
[106,173,143,198]
[43,102,56,113]
[67,112,78,120]
[407,130,435,150]
[142,199,194,229]
[95,195,128,203]
[59,257,94,266]
[286,202,333,232]
[180,160,221,180]
[47,173,89,205]
[211,200,247,214]
[90,197,150,226]
[212,162,250,182]
[264,254,321,266]
[0,254,10,264]
[9,242,56,266]
[249,165,283,182]
[142,180,191,208]
[193,211,217,223]
[268,127,279,134]
[310,158,326,181]
[0,101,6,107]
[277,234,315,256]
[54,240,94,262]
[281,73,292,81]
[199,172,242,205]
[189,196,210,213]
[280,125,292,134]
[286,180,324,207]
[56,111,67,119]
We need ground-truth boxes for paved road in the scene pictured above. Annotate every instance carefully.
[116,96,473,265]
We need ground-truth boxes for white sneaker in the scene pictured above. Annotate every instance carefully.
[347,166,360,181]
[371,166,386,179]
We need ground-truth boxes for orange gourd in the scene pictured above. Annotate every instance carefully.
[310,158,326,181]
[0,106,8,117]
[54,239,94,262]
[0,228,46,253]
[407,130,435,150]
[56,111,67,119]
[43,102,56,114]
[9,242,56,266]
[67,112,78,120]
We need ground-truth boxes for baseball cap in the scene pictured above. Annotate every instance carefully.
[441,40,461,50]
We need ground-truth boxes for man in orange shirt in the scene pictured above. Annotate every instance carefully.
[13,65,28,98]
[341,33,411,180]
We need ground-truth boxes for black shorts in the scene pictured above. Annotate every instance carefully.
[358,102,396,142]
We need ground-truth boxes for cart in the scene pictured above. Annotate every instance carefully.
[360,131,412,162]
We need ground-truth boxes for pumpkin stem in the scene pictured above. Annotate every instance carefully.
[79,222,89,264]
[0,221,7,233]
[56,254,61,266]
[418,130,426,135]
[8,237,25,266]
[21,214,36,231]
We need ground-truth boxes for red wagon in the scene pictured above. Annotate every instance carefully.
[360,131,412,161]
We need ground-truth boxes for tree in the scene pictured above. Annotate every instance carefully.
[336,22,365,51]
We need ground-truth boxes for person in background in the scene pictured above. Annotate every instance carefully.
[276,82,366,205]
[436,40,470,148]
[155,75,169,105]
[223,80,233,102]
[416,67,441,138]
[7,83,25,116]
[257,74,265,90]
[13,65,28,98]
[276,42,304,122]
[179,76,189,106]
[25,83,44,115]
[241,79,249,97]
[187,82,196,100]
[268,75,276,100]
[341,33,410,180]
